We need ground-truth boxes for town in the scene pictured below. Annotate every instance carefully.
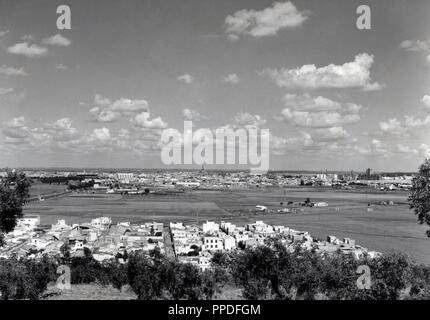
[0,214,382,270]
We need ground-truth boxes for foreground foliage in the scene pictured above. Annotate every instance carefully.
[1,243,429,300]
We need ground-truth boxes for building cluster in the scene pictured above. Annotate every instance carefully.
[170,220,382,271]
[1,215,381,269]
[0,215,164,261]
[1,169,414,193]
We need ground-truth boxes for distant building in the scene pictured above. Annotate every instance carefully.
[116,173,134,183]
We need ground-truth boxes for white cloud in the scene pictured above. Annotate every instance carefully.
[419,144,430,157]
[131,112,168,129]
[110,98,149,113]
[0,30,9,37]
[5,117,27,128]
[379,118,407,136]
[280,94,362,128]
[177,73,194,84]
[225,1,308,39]
[21,34,34,41]
[314,127,349,141]
[404,115,430,127]
[183,108,206,121]
[91,127,111,141]
[55,64,68,70]
[2,117,30,142]
[395,144,418,154]
[94,94,112,107]
[227,34,240,42]
[282,93,362,113]
[90,107,120,123]
[0,65,28,76]
[1,116,164,155]
[233,112,266,127]
[8,42,48,57]
[421,95,430,111]
[401,39,430,66]
[400,39,430,52]
[222,73,240,84]
[280,108,360,128]
[378,115,430,137]
[42,34,71,47]
[90,94,150,123]
[260,53,382,91]
[0,88,13,95]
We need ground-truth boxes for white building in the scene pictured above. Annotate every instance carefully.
[91,217,112,230]
[116,173,134,183]
[18,215,40,229]
[203,221,219,234]
[203,236,223,251]
[223,235,236,251]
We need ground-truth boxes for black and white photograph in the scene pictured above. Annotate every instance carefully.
[0,0,430,311]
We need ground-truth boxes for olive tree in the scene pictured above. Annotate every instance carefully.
[409,159,430,237]
[0,170,31,245]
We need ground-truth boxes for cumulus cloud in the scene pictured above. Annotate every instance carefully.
[260,53,382,91]
[55,64,68,70]
[91,127,111,141]
[404,115,430,127]
[419,144,430,157]
[400,39,430,52]
[225,1,308,39]
[282,93,362,113]
[279,94,362,128]
[0,88,13,95]
[222,73,240,84]
[89,94,150,123]
[8,42,48,57]
[177,73,194,84]
[131,112,168,129]
[183,108,206,121]
[90,107,120,123]
[401,39,430,66]
[1,116,165,155]
[233,112,266,127]
[281,109,360,128]
[421,95,430,111]
[110,98,150,113]
[42,34,71,47]
[395,144,418,154]
[21,34,34,41]
[227,34,240,42]
[1,117,31,143]
[378,118,408,136]
[314,127,349,141]
[378,115,430,137]
[0,65,28,76]
[0,30,9,37]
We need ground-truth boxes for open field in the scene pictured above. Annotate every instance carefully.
[24,187,430,264]
[29,182,68,197]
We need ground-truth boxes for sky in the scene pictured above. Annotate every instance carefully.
[0,0,430,171]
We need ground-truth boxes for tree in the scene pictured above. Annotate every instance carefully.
[0,170,31,246]
[60,243,71,259]
[409,158,430,237]
[0,256,56,300]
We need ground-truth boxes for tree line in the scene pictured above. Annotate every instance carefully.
[1,241,430,300]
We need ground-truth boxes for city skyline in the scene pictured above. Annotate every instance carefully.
[1,0,430,171]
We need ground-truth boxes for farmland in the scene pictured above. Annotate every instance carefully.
[23,187,430,264]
